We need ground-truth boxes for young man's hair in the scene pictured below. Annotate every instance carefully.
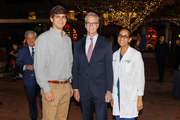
[50,5,68,18]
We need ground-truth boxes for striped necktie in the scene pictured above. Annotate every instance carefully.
[32,48,34,60]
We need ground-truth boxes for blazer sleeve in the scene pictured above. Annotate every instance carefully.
[72,41,79,89]
[16,48,25,70]
[105,41,113,92]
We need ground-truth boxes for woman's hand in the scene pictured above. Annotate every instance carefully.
[137,96,143,111]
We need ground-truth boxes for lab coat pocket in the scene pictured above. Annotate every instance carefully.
[124,62,132,73]
[121,86,137,104]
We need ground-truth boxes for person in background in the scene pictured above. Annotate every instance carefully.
[34,5,73,120]
[154,36,169,83]
[174,39,180,70]
[16,30,42,120]
[5,35,13,72]
[111,28,145,120]
[10,43,21,82]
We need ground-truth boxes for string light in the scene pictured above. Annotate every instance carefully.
[54,0,176,32]
[103,0,164,32]
[145,18,180,26]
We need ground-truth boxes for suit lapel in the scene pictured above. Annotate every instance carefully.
[81,37,88,63]
[89,35,102,63]
[26,45,33,61]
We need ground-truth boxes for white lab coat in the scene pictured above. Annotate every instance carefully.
[112,46,145,118]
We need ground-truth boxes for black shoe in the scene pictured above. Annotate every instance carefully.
[16,77,22,80]
[0,102,2,105]
[11,79,17,82]
[31,118,37,120]
[4,69,9,72]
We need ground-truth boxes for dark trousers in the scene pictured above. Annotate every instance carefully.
[13,65,19,77]
[5,54,11,71]
[80,84,107,120]
[25,83,42,119]
[156,57,166,81]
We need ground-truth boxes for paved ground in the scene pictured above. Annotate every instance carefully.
[0,57,180,120]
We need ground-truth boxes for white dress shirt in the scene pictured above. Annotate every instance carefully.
[29,46,35,56]
[85,34,98,55]
[23,46,35,70]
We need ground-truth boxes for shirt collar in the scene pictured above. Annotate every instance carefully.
[28,45,35,49]
[87,33,98,40]
[50,27,66,37]
[86,33,98,44]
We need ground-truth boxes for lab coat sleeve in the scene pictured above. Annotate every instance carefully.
[134,52,145,96]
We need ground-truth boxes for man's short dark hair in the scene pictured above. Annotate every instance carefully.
[50,5,68,18]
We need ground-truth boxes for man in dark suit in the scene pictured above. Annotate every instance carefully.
[16,31,42,120]
[73,12,113,120]
[154,36,169,83]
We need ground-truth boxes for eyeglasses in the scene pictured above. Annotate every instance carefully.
[117,34,129,40]
[86,22,98,26]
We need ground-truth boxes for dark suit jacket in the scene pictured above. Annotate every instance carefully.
[16,45,36,86]
[73,35,113,97]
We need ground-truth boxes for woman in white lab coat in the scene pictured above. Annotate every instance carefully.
[111,28,145,120]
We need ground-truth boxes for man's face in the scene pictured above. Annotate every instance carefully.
[85,16,99,37]
[159,36,164,43]
[50,14,67,32]
[26,34,36,47]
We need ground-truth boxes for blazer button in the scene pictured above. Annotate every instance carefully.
[87,74,88,76]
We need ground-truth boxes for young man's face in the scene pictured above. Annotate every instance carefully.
[50,14,67,32]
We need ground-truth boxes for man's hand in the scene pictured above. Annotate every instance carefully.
[110,100,113,107]
[70,85,73,97]
[44,91,55,102]
[105,91,112,103]
[137,96,143,111]
[74,90,80,102]
[25,65,33,70]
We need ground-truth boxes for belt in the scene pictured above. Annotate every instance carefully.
[48,79,70,84]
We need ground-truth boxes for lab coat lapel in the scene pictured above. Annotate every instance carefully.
[120,46,132,63]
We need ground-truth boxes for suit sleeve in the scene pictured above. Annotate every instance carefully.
[135,52,145,96]
[105,41,113,92]
[72,41,79,89]
[16,49,25,70]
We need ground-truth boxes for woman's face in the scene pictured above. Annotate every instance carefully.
[13,44,18,50]
[117,29,132,47]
